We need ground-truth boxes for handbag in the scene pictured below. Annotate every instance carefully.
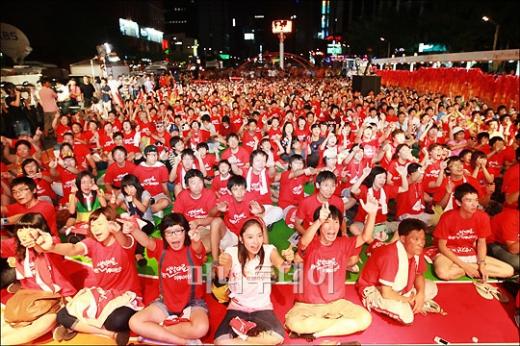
[4,289,62,326]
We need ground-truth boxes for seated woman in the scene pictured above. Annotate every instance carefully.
[116,174,155,265]
[65,171,107,234]
[36,207,142,345]
[1,213,76,345]
[214,218,291,345]
[128,213,209,344]
[284,199,377,339]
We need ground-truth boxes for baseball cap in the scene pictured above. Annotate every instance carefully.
[452,126,464,135]
[144,145,158,155]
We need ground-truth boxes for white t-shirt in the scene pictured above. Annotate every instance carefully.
[226,244,275,312]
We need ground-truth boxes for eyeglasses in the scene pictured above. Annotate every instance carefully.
[164,228,185,237]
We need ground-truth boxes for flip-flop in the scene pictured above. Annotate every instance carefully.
[473,281,494,300]
[486,285,510,303]
[422,300,448,316]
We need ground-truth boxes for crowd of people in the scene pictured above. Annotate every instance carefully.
[0,71,518,345]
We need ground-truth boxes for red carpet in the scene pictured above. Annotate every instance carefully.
[2,259,518,345]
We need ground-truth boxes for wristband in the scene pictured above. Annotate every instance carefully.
[477,259,486,265]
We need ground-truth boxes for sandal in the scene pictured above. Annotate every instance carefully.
[473,281,494,300]
[473,281,509,302]
[486,284,510,303]
[422,300,448,316]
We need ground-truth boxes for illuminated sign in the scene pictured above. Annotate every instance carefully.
[119,18,139,38]
[141,27,163,43]
[327,44,342,55]
[272,20,293,34]
[244,33,255,40]
[418,43,447,53]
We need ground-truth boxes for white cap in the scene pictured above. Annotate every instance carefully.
[452,126,464,135]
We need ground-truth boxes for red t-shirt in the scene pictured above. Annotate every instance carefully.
[502,163,519,207]
[361,139,379,160]
[218,192,257,235]
[488,208,519,245]
[34,174,57,201]
[246,170,272,205]
[221,147,250,171]
[278,171,307,209]
[387,159,409,186]
[396,182,425,217]
[80,237,141,296]
[423,160,442,195]
[343,158,371,188]
[99,132,115,154]
[173,188,217,221]
[104,161,136,189]
[353,185,398,224]
[56,166,77,205]
[433,209,491,256]
[201,154,217,177]
[241,131,262,153]
[134,163,169,197]
[148,239,205,313]
[432,175,484,204]
[1,238,77,297]
[357,241,426,295]
[297,235,360,304]
[6,200,58,236]
[296,194,345,229]
[211,174,231,197]
[55,124,71,143]
[487,150,506,177]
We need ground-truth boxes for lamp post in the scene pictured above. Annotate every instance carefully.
[482,16,500,51]
[272,20,293,70]
[380,37,390,58]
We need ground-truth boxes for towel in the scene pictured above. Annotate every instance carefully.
[246,167,268,196]
[368,187,387,215]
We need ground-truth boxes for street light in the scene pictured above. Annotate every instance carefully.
[482,16,500,51]
[380,37,390,58]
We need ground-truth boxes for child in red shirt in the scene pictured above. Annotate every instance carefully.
[207,175,265,263]
[128,213,209,344]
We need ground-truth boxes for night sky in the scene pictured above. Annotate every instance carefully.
[2,0,519,68]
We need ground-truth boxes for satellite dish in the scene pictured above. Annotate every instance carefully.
[0,23,32,64]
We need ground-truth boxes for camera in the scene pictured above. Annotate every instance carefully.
[17,82,31,93]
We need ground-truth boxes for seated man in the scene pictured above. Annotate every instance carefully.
[433,183,514,281]
[1,177,58,236]
[173,169,216,251]
[357,218,439,325]
[284,197,377,339]
[134,145,171,217]
[487,205,519,273]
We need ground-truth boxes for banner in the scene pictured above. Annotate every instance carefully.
[376,68,519,108]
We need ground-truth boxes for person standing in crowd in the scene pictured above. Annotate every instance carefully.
[38,77,59,139]
[80,76,96,108]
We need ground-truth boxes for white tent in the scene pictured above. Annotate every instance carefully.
[69,58,129,79]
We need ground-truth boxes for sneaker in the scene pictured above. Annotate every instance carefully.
[229,316,257,340]
[52,325,77,342]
